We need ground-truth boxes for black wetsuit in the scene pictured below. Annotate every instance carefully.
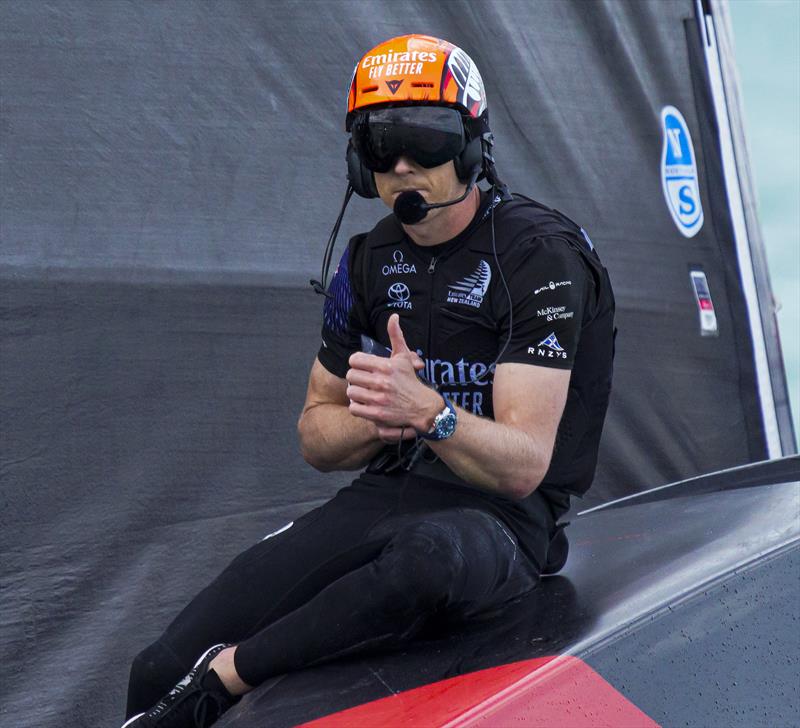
[125,190,615,717]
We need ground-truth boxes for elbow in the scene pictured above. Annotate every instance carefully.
[502,478,541,501]
[299,439,336,473]
[304,453,335,472]
[501,460,550,501]
[297,415,330,472]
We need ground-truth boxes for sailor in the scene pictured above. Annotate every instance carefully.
[122,34,615,728]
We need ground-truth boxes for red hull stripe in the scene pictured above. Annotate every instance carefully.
[300,655,660,728]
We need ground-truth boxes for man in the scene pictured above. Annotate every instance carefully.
[123,34,615,728]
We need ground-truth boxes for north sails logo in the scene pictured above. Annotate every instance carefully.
[447,260,491,308]
[661,105,703,237]
[528,332,567,359]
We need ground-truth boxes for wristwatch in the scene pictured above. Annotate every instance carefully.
[420,394,457,441]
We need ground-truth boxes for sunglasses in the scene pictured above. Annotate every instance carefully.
[350,106,467,172]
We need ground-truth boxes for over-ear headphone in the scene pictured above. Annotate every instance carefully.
[346,133,485,200]
[346,140,379,199]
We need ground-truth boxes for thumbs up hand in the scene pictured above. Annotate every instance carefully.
[346,314,439,440]
[387,313,425,372]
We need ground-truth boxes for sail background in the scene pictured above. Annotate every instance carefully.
[0,1,795,726]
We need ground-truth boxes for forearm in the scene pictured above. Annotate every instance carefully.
[425,402,552,499]
[298,402,385,472]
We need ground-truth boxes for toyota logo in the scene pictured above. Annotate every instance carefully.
[388,282,410,301]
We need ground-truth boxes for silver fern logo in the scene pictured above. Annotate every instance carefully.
[447,260,491,308]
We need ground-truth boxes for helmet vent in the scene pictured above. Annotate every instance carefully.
[411,82,434,88]
[362,85,379,93]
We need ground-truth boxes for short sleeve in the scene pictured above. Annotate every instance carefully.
[496,236,590,369]
[317,241,368,378]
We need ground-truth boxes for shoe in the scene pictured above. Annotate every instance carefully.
[121,644,236,727]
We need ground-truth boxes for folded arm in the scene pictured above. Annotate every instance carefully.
[297,358,382,472]
[345,314,570,499]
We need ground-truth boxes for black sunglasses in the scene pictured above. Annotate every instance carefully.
[351,106,467,172]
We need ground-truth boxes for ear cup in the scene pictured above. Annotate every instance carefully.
[346,140,379,198]
[453,136,484,183]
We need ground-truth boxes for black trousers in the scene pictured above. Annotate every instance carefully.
[126,477,548,718]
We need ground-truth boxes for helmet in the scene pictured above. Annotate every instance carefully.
[346,34,488,128]
[346,34,500,198]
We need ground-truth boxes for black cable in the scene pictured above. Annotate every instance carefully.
[487,182,515,373]
[310,184,354,298]
[458,183,513,387]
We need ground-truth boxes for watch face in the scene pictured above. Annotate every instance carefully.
[436,412,457,439]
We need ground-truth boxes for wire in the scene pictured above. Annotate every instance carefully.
[459,183,514,387]
[488,183,515,372]
[310,184,354,298]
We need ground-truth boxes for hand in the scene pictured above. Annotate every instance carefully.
[347,314,439,441]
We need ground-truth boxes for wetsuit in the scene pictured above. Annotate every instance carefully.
[125,190,615,717]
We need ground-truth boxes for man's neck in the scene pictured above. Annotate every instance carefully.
[402,186,481,247]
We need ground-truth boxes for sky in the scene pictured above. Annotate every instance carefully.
[728,0,800,444]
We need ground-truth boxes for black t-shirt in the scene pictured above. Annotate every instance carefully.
[317,190,615,567]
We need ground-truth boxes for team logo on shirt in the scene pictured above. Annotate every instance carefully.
[447,260,491,308]
[417,353,495,415]
[387,281,412,310]
[528,332,567,360]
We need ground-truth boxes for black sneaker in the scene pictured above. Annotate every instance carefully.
[121,644,237,728]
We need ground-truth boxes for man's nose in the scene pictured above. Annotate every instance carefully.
[392,155,416,174]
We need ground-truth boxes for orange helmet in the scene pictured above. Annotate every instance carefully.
[346,34,488,128]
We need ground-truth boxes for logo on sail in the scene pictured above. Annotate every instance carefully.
[661,105,704,238]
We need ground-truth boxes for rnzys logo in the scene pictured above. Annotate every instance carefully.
[528,332,567,360]
[661,105,704,237]
[534,280,572,295]
[387,281,412,310]
[447,260,491,308]
[382,249,417,276]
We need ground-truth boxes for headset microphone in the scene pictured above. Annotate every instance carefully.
[393,168,481,225]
